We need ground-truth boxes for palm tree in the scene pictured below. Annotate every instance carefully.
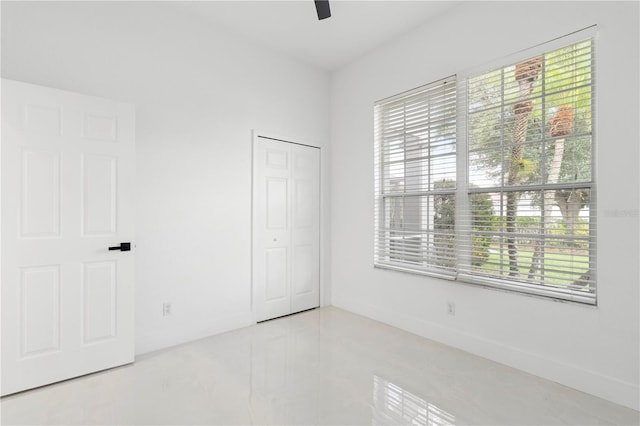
[506,57,542,276]
[528,105,573,279]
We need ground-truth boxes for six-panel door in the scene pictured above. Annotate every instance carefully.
[1,79,135,396]
[253,136,320,322]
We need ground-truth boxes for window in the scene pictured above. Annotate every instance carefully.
[461,38,595,304]
[374,78,457,278]
[374,33,596,304]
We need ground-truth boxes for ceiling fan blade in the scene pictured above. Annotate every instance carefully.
[314,0,331,20]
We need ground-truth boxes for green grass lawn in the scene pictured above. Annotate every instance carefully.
[473,245,590,287]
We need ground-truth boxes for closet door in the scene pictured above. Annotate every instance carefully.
[252,135,320,322]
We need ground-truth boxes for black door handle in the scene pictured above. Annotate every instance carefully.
[108,242,131,251]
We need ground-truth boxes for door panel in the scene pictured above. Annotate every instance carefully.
[82,154,118,235]
[1,79,135,396]
[253,136,320,322]
[289,145,320,314]
[265,248,288,301]
[20,150,61,237]
[254,140,291,321]
[23,104,62,136]
[82,113,118,141]
[20,265,61,356]
[292,244,314,295]
[82,261,117,344]
[265,148,288,170]
[294,179,313,228]
[266,178,288,230]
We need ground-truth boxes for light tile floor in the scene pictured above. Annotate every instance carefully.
[1,307,638,425]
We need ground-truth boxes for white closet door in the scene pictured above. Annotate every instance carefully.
[1,79,136,396]
[289,143,320,314]
[252,136,320,322]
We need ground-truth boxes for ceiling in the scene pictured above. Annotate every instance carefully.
[166,1,460,71]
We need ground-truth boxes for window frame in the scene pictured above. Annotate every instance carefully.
[456,27,597,305]
[373,26,598,305]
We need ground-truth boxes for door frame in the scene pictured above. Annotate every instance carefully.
[251,130,323,324]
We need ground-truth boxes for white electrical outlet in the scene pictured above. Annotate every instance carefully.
[163,302,172,316]
[447,302,456,316]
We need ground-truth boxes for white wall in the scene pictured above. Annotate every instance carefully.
[1,2,331,354]
[330,1,639,410]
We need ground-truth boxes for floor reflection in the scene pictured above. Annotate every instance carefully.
[2,307,638,425]
[372,375,455,426]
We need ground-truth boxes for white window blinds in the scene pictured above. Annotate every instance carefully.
[374,77,457,278]
[460,38,596,304]
[372,31,596,305]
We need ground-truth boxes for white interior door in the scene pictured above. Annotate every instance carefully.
[252,135,320,322]
[1,79,135,396]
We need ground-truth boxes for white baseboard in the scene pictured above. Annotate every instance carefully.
[334,299,640,412]
[135,311,253,356]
